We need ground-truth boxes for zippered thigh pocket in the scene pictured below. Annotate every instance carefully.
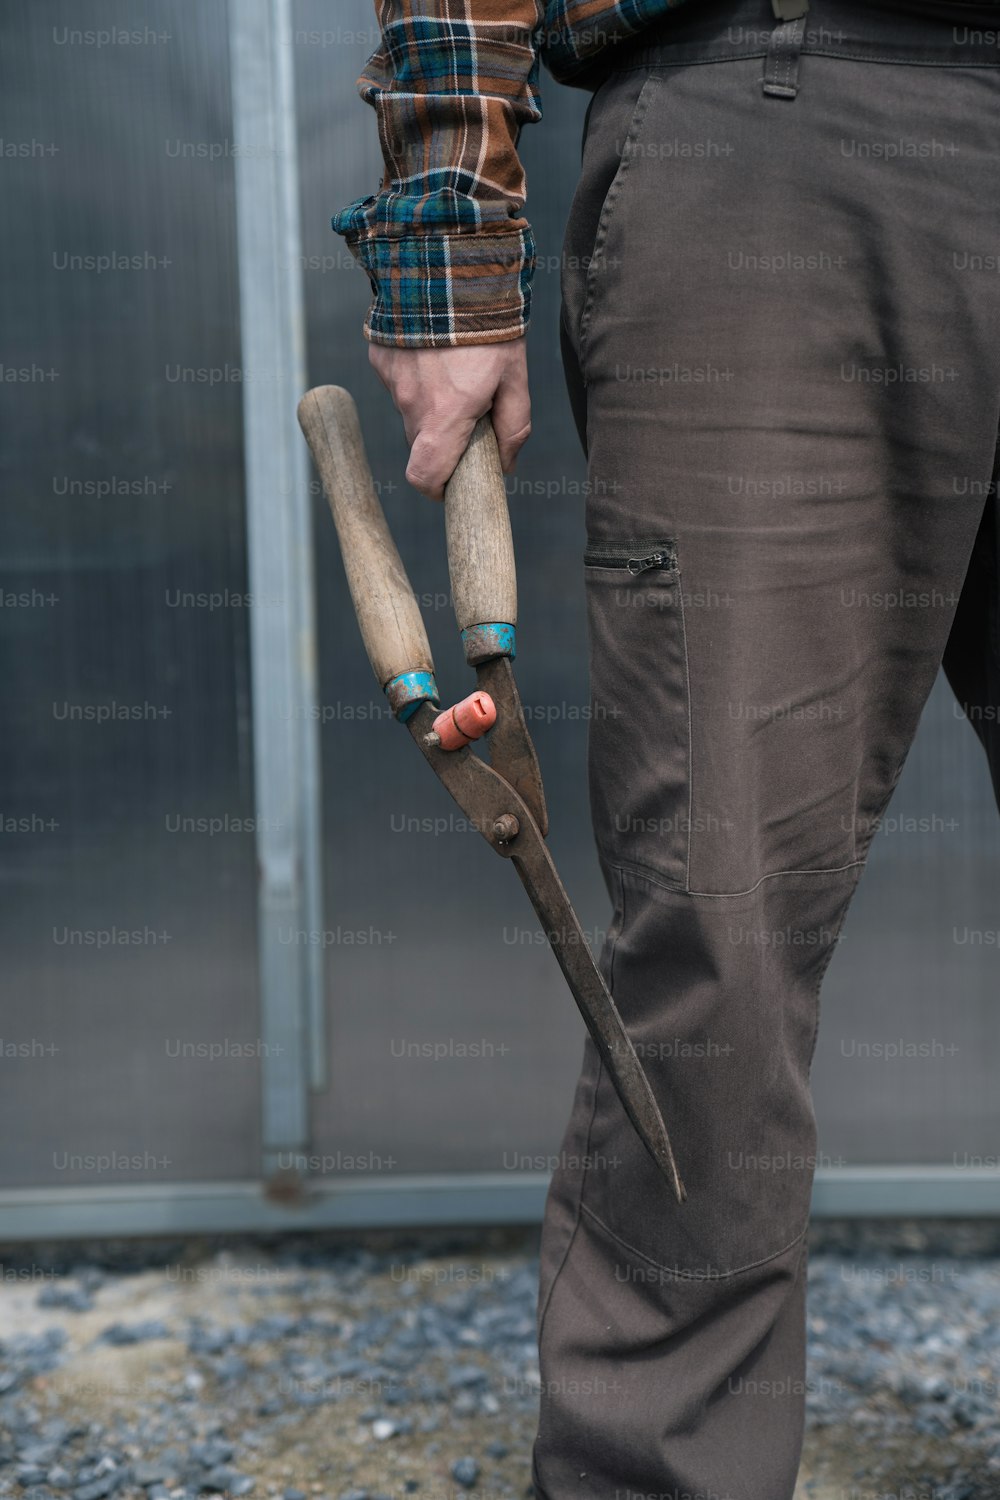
[584,537,692,890]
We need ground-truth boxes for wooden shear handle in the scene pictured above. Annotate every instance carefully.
[297,388,517,710]
[444,417,518,666]
[297,385,436,718]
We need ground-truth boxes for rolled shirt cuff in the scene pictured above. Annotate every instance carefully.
[335,217,535,348]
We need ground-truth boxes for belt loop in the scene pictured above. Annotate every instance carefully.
[763,0,808,100]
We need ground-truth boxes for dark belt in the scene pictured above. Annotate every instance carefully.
[608,0,1000,73]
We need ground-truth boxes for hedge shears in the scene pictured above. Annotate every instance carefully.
[297,386,684,1202]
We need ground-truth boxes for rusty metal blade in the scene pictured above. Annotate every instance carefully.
[509,833,686,1203]
[406,704,685,1201]
[474,656,548,836]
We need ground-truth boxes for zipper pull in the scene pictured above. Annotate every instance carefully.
[627,550,668,575]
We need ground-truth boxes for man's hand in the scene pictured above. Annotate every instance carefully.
[368,337,531,501]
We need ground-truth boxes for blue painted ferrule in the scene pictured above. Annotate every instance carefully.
[460,622,516,666]
[384,670,439,722]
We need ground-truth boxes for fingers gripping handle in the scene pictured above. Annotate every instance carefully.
[444,417,517,666]
[297,386,437,720]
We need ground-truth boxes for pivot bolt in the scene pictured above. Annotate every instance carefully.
[493,814,520,844]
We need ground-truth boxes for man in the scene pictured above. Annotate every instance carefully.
[335,1,1000,1495]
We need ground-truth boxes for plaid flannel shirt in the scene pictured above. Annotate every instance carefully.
[334,1,696,348]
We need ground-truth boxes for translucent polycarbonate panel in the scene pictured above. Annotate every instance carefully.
[5,0,992,1207]
[297,0,999,1180]
[813,674,1000,1168]
[0,0,261,1186]
[294,3,600,1175]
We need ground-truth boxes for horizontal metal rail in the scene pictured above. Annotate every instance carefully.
[0,1167,996,1240]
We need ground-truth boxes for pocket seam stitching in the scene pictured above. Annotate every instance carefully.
[677,565,695,891]
[579,1198,810,1281]
[578,72,661,372]
[610,855,866,900]
[586,552,690,889]
[584,565,679,576]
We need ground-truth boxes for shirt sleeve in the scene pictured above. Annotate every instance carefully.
[333,2,544,348]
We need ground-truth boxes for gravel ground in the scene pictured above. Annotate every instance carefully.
[0,1221,998,1500]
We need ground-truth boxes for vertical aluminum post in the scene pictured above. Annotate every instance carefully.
[229,0,325,1178]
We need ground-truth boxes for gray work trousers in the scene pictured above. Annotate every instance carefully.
[532,3,1000,1496]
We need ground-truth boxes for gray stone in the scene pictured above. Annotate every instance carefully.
[73,1476,122,1500]
[99,1321,170,1346]
[190,1441,235,1469]
[202,1467,254,1496]
[37,1285,95,1313]
[18,1467,49,1487]
[133,1459,177,1486]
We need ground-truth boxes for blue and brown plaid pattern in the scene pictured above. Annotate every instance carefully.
[334,0,695,347]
